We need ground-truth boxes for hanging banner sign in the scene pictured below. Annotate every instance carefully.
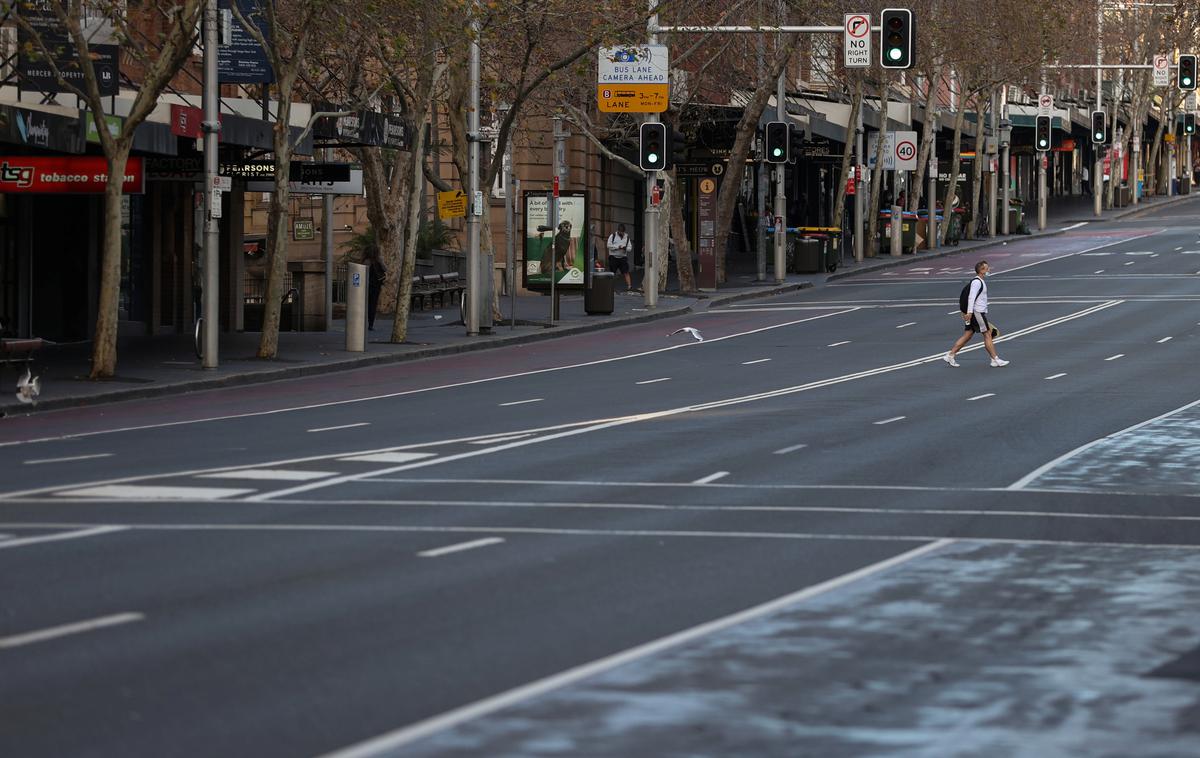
[218,0,274,83]
[0,156,143,194]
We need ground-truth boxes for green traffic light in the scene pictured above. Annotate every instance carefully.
[888,48,902,61]
[648,152,659,163]
[1184,76,1194,87]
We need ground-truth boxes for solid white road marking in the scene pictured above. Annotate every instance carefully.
[0,526,127,551]
[968,393,995,401]
[635,378,671,385]
[0,613,144,650]
[692,471,730,485]
[827,340,851,347]
[1157,337,1173,344]
[23,453,113,465]
[468,434,531,445]
[308,423,370,433]
[417,537,504,558]
[1060,222,1088,231]
[500,398,543,406]
[199,469,338,482]
[896,322,917,329]
[741,359,772,365]
[1105,354,1125,361]
[1093,270,1105,274]
[55,485,254,500]
[1125,261,1135,266]
[874,416,906,425]
[1182,250,1200,254]
[1125,251,1154,255]
[315,540,954,758]
[773,444,808,455]
[1176,246,1184,251]
[339,452,436,464]
[1045,373,1067,380]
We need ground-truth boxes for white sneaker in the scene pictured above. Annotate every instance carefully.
[943,353,959,367]
[990,357,1009,367]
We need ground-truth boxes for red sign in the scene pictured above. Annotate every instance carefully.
[552,174,559,198]
[846,176,856,195]
[0,156,144,194]
[170,104,223,140]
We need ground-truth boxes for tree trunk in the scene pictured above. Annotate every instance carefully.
[910,66,944,212]
[1147,111,1165,194]
[968,97,986,239]
[89,147,132,378]
[831,79,863,234]
[865,84,890,256]
[940,105,968,245]
[257,105,294,359]
[358,146,407,318]
[667,168,696,293]
[655,176,671,291]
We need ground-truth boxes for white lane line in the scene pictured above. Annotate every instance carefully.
[1093,270,1105,274]
[1125,251,1155,256]
[55,485,254,500]
[199,469,338,482]
[874,416,906,426]
[1125,261,1135,266]
[1183,250,1200,255]
[1011,396,1200,490]
[1045,373,1067,380]
[315,540,954,758]
[417,537,504,558]
[23,453,113,466]
[0,526,127,551]
[999,230,1159,275]
[1157,337,1173,344]
[741,359,772,365]
[500,398,543,407]
[1150,254,1159,258]
[0,309,861,450]
[339,452,435,464]
[1060,222,1088,231]
[946,310,960,315]
[468,434,531,446]
[773,444,808,455]
[896,322,917,329]
[692,471,730,485]
[1105,354,1125,361]
[1176,246,1184,251]
[308,423,370,433]
[635,377,671,385]
[827,340,851,347]
[0,612,144,650]
[968,393,995,401]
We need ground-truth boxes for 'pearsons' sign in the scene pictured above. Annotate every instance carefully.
[598,45,668,113]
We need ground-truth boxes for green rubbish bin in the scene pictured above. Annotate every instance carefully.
[878,211,918,254]
[787,233,823,273]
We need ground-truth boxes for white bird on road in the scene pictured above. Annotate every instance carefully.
[16,367,39,405]
[668,327,704,342]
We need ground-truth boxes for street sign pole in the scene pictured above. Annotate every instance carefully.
[644,0,660,308]
[1038,76,1047,231]
[201,0,220,369]
[854,107,864,262]
[774,72,786,283]
[1095,3,1103,218]
[466,1,482,334]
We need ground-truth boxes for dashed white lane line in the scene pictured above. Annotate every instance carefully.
[500,398,543,407]
[1150,254,1159,258]
[0,526,127,550]
[1176,246,1184,251]
[874,416,906,426]
[827,340,851,347]
[55,485,254,500]
[418,537,504,558]
[23,453,113,465]
[1124,261,1135,266]
[1158,337,1173,344]
[1045,373,1067,380]
[200,469,338,482]
[946,310,960,315]
[896,322,917,329]
[692,471,730,485]
[968,393,995,401]
[773,443,808,455]
[1094,270,1105,274]
[635,377,671,385]
[741,359,772,365]
[1105,354,1125,361]
[339,452,436,464]
[308,423,370,433]
[0,612,144,650]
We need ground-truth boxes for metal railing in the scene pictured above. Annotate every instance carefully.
[242,272,293,304]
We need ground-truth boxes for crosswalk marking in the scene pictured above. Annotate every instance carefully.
[199,469,339,482]
[338,452,437,464]
[55,485,255,500]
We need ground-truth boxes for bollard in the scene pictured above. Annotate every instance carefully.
[346,262,367,352]
[890,205,902,257]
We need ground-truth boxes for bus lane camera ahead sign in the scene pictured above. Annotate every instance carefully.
[843,13,871,68]
[598,45,669,113]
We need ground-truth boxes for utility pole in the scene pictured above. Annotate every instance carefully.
[322,146,333,330]
[644,0,660,308]
[774,72,786,281]
[550,114,567,321]
[853,104,864,262]
[755,0,767,281]
[1038,74,1047,231]
[988,88,998,238]
[466,0,486,334]
[201,0,220,369]
[1000,88,1011,235]
[1094,2,1103,218]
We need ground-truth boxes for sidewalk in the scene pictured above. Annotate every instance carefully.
[3,192,1194,416]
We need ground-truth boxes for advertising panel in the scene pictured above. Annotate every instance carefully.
[523,190,587,290]
[0,156,144,194]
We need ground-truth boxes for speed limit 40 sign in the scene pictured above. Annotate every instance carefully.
[892,130,917,171]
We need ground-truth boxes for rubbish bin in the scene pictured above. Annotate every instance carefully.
[787,234,822,273]
[585,271,615,315]
[879,211,918,254]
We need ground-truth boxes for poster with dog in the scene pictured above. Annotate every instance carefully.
[523,190,587,290]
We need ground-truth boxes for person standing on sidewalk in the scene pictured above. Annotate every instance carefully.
[944,260,1009,367]
[606,223,633,290]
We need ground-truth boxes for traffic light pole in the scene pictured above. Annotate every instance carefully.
[644,0,660,309]
[1095,4,1103,219]
[854,107,864,262]
[774,73,786,283]
[1038,77,1047,232]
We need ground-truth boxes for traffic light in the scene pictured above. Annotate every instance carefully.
[764,121,789,163]
[880,8,915,69]
[1186,113,1196,135]
[638,121,668,171]
[1035,115,1052,152]
[1091,110,1106,144]
[1179,54,1197,91]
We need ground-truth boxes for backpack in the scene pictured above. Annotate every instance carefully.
[959,277,983,313]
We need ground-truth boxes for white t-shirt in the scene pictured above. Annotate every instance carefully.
[607,233,631,258]
[966,276,988,314]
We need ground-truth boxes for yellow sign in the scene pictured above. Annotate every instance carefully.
[437,190,467,220]
[597,84,668,113]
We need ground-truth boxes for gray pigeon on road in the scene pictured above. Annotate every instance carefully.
[668,327,704,342]
[16,367,39,405]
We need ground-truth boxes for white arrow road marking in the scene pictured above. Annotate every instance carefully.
[0,613,144,650]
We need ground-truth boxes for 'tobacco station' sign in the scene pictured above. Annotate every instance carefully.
[0,156,144,194]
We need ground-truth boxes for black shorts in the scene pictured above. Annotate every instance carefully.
[608,256,630,275]
[965,313,990,334]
